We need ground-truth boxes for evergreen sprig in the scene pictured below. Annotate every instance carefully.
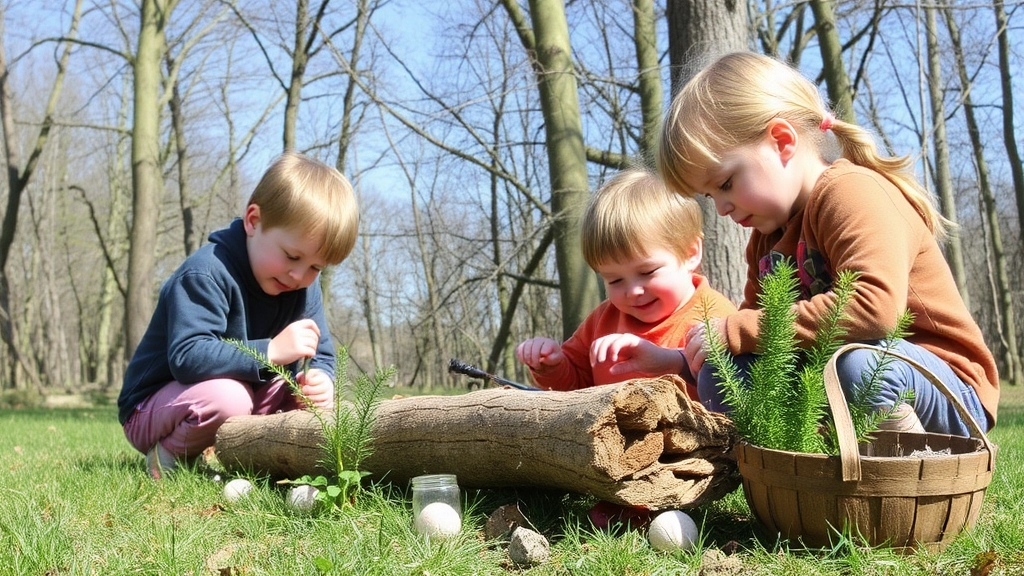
[789,268,858,453]
[703,259,913,454]
[747,259,802,451]
[819,311,915,452]
[226,339,394,507]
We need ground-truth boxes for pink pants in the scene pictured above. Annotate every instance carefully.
[122,378,301,461]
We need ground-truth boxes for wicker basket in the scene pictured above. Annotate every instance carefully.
[734,343,997,553]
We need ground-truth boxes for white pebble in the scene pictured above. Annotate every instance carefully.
[287,485,319,511]
[414,502,461,539]
[647,510,699,552]
[223,478,254,502]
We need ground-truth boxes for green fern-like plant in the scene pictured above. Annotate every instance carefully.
[703,258,913,454]
[226,340,394,507]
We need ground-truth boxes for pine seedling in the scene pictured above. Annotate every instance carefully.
[746,258,802,451]
[226,340,394,507]
[699,298,750,437]
[787,268,859,453]
[703,258,907,454]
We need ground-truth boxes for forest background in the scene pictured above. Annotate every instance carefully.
[0,0,1021,404]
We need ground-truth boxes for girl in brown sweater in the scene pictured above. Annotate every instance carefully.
[657,51,998,436]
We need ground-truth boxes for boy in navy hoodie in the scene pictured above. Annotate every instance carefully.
[118,151,359,479]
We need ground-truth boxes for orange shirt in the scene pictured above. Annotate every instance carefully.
[530,274,736,393]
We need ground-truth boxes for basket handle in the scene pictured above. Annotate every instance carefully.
[823,342,996,482]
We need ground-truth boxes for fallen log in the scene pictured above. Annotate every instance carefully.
[215,375,740,510]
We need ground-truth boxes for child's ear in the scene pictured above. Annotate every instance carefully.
[242,204,262,236]
[766,118,798,163]
[683,237,704,271]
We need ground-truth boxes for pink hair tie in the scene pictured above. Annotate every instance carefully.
[819,114,835,132]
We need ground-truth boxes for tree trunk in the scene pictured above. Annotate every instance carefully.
[992,0,1024,346]
[809,0,855,123]
[283,0,309,151]
[943,3,1021,386]
[666,0,749,304]
[126,0,175,359]
[632,0,662,160]
[215,376,740,510]
[505,0,601,339]
[925,5,969,307]
[167,53,196,256]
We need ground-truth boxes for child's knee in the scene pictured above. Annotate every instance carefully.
[833,345,903,405]
[193,378,256,422]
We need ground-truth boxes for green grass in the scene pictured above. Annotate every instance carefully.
[1,386,1022,575]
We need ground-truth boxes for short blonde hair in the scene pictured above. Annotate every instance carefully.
[247,151,359,264]
[581,168,703,268]
[658,51,950,238]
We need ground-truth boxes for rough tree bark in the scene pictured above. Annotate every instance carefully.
[215,376,740,510]
[809,0,855,123]
[665,0,749,304]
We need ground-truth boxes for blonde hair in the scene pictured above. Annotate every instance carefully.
[657,51,950,239]
[247,151,359,264]
[581,168,703,268]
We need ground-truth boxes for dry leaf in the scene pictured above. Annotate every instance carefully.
[971,549,998,576]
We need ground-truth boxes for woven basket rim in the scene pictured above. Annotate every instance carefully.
[736,430,996,461]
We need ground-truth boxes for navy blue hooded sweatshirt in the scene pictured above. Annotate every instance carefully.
[118,219,335,424]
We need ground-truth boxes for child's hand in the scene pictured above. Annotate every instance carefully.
[515,337,564,372]
[268,319,321,366]
[298,368,334,410]
[591,333,675,377]
[683,319,723,377]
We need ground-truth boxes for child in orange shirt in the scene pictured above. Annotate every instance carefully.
[516,168,736,400]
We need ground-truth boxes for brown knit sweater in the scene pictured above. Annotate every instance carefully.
[722,159,999,427]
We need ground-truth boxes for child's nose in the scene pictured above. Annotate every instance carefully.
[714,197,732,216]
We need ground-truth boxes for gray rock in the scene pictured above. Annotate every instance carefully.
[508,527,550,567]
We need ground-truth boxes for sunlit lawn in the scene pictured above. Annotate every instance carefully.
[1,385,1021,575]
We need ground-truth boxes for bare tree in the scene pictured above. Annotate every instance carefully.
[0,0,82,388]
[942,2,1021,386]
[125,0,178,358]
[501,0,600,339]
[993,0,1023,280]
[167,52,197,255]
[924,4,969,304]
[666,0,750,304]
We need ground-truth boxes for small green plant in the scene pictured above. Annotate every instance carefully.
[703,258,912,454]
[227,341,395,507]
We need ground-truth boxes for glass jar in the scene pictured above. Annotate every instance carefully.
[411,473,462,523]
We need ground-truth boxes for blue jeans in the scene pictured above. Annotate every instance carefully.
[697,339,988,437]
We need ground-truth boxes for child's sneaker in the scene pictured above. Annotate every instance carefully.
[146,443,178,480]
[879,403,925,433]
